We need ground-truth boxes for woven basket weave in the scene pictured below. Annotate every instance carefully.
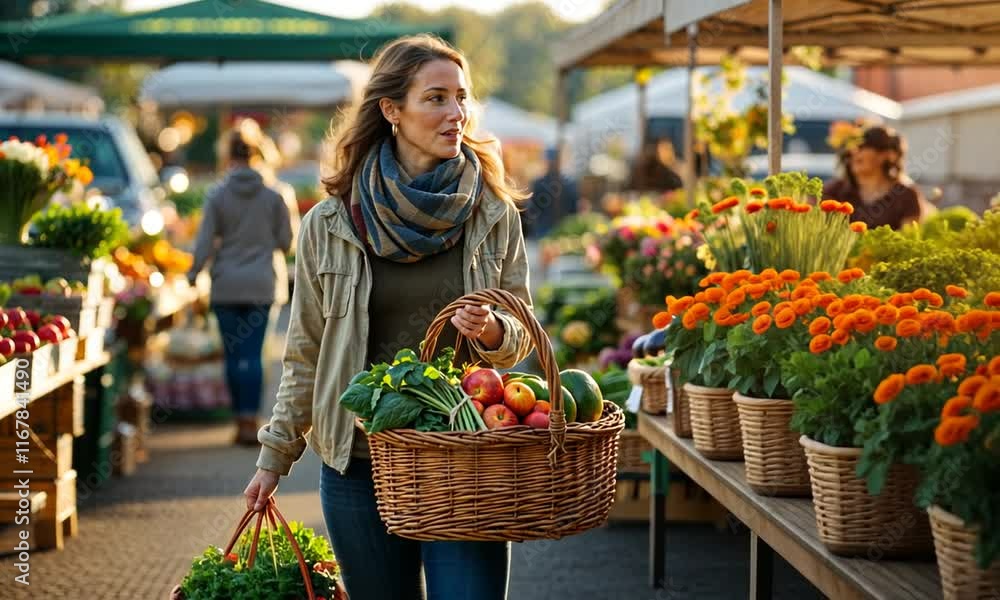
[733,394,810,497]
[628,360,667,415]
[367,289,625,541]
[617,429,651,474]
[800,436,933,557]
[929,505,1000,600]
[670,371,692,438]
[685,383,742,460]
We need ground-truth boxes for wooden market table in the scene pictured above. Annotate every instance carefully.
[0,352,111,421]
[639,412,942,600]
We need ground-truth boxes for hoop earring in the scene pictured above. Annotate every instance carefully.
[391,123,398,137]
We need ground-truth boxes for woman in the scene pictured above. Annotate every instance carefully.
[823,125,923,230]
[243,35,533,600]
[188,130,292,445]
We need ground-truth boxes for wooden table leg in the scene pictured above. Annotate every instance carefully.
[649,450,669,589]
[750,531,774,600]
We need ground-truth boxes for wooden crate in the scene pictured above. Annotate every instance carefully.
[75,328,106,362]
[34,469,78,551]
[53,337,79,374]
[96,297,115,330]
[0,248,105,304]
[0,433,73,479]
[16,344,55,388]
[4,294,99,339]
[0,360,14,404]
[0,379,85,438]
[0,490,48,550]
[608,478,729,525]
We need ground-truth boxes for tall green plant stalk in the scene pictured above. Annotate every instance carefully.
[0,160,50,245]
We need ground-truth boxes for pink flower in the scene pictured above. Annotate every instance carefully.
[640,237,659,257]
[619,227,636,242]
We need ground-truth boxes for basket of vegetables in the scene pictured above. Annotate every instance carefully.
[344,288,624,541]
[171,498,344,600]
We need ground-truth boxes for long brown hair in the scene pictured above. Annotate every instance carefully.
[323,34,526,205]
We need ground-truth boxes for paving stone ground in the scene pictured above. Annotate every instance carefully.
[0,276,825,599]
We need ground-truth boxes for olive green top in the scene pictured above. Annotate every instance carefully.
[351,240,472,459]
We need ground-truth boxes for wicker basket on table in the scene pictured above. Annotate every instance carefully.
[617,429,651,474]
[628,360,667,415]
[670,370,692,438]
[367,289,625,541]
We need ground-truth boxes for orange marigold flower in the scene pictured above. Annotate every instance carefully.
[853,309,877,333]
[809,317,832,336]
[704,287,727,304]
[850,221,868,233]
[652,311,672,329]
[711,196,740,214]
[874,336,897,352]
[798,279,819,288]
[686,209,700,220]
[838,202,856,215]
[751,301,772,317]
[842,294,864,313]
[928,292,945,307]
[836,270,854,284]
[682,311,699,330]
[752,314,773,334]
[773,301,794,314]
[896,319,922,338]
[935,415,979,446]
[728,312,751,325]
[984,291,1000,307]
[810,334,833,354]
[766,221,778,233]
[759,268,778,280]
[814,293,838,309]
[988,356,1000,376]
[792,286,819,302]
[875,304,899,325]
[889,292,915,307]
[862,296,882,310]
[794,298,814,316]
[819,200,840,212]
[775,308,797,329]
[940,361,967,379]
[746,283,769,299]
[850,267,864,279]
[937,353,967,368]
[808,271,832,282]
[973,383,1000,412]
[777,290,790,299]
[747,275,763,284]
[670,296,694,317]
[874,374,905,404]
[792,202,812,213]
[749,187,767,197]
[745,200,765,214]
[941,396,972,419]
[945,285,969,299]
[826,299,845,317]
[898,305,919,320]
[694,291,708,303]
[958,375,988,398]
[831,329,851,345]
[779,269,801,282]
[706,272,728,285]
[833,313,855,332]
[767,197,792,210]
[726,288,748,307]
[714,307,734,325]
[689,302,711,320]
[912,288,934,301]
[905,364,939,385]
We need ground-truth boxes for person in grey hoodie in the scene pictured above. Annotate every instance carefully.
[188,129,292,445]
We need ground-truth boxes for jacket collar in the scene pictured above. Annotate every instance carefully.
[321,188,508,254]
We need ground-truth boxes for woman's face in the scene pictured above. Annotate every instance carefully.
[394,59,469,161]
[850,145,892,179]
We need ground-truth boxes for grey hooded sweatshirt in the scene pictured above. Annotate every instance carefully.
[188,166,292,305]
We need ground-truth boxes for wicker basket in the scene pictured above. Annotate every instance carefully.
[367,289,625,542]
[733,394,810,497]
[628,360,667,415]
[670,370,692,438]
[800,436,933,557]
[617,429,651,474]
[685,383,742,460]
[929,505,1000,600]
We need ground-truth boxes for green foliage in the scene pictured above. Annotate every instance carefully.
[170,184,208,217]
[921,206,978,240]
[592,365,635,429]
[539,286,619,367]
[28,202,128,259]
[179,521,341,600]
[869,248,1000,299]
[663,317,731,388]
[339,348,486,433]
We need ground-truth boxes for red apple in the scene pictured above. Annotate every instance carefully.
[0,311,8,330]
[6,308,28,330]
[503,381,536,417]
[12,330,40,354]
[25,310,41,329]
[0,338,14,358]
[482,404,519,429]
[523,411,550,429]
[18,286,42,295]
[533,400,551,415]
[461,368,505,406]
[43,315,72,337]
[36,323,63,345]
[472,400,484,415]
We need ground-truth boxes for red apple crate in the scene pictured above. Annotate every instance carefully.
[367,288,625,542]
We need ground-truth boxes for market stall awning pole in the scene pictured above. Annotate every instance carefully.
[684,23,698,208]
[768,0,783,175]
[554,69,568,178]
[637,68,648,158]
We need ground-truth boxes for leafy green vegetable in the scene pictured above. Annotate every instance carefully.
[28,202,128,259]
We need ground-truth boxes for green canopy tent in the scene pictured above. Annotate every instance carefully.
[0,0,453,64]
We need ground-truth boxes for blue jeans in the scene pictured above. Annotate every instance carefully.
[319,459,510,600]
[211,303,270,416]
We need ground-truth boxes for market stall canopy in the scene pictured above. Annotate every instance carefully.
[553,0,1000,69]
[475,97,558,146]
[0,0,452,64]
[0,61,104,112]
[139,60,371,107]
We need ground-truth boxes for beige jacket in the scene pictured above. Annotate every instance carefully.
[256,190,534,476]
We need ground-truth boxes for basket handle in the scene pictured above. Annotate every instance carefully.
[222,498,316,600]
[420,288,566,462]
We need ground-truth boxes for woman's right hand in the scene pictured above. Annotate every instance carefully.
[244,468,281,511]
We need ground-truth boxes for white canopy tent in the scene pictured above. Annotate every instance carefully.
[139,61,371,107]
[0,61,103,114]
[567,66,901,176]
[475,97,558,147]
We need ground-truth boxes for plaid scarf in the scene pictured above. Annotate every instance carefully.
[349,140,482,263]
